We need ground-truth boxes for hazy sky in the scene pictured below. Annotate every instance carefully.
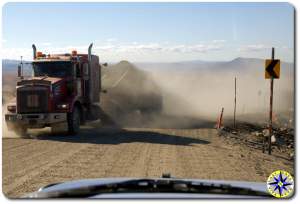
[2,2,294,62]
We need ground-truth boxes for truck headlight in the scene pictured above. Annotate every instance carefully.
[57,104,69,109]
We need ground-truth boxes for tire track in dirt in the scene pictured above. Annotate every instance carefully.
[104,142,146,177]
[176,134,246,181]
[143,143,161,177]
[3,139,88,197]
[2,139,34,152]
[2,141,72,170]
[157,132,181,178]
[141,130,189,178]
[39,144,113,179]
[2,138,61,158]
[126,142,151,177]
[9,144,113,197]
[8,134,140,196]
[174,128,231,179]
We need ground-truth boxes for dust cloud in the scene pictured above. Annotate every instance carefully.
[134,60,294,126]
[2,97,19,138]
[101,61,216,128]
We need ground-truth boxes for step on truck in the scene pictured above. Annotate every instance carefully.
[5,43,105,135]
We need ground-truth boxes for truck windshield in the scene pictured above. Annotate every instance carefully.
[32,61,73,78]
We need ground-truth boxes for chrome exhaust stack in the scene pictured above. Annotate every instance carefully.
[88,43,93,62]
[32,44,37,59]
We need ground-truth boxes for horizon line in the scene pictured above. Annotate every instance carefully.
[1,57,294,65]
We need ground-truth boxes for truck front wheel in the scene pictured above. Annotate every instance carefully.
[67,106,80,135]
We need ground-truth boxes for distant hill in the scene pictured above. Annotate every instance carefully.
[2,59,30,69]
[2,59,32,77]
[3,58,293,74]
[134,57,293,75]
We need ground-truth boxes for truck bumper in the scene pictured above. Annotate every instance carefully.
[5,113,67,128]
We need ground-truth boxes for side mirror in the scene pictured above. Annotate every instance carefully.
[102,63,108,67]
[17,65,22,78]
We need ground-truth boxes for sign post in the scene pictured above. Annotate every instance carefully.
[234,77,237,129]
[269,50,274,155]
[265,48,280,155]
[217,107,224,129]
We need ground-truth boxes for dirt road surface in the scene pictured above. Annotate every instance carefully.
[2,125,293,198]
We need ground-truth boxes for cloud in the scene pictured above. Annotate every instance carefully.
[132,43,163,51]
[1,47,32,60]
[41,42,52,46]
[94,45,116,52]
[281,46,293,50]
[106,38,118,43]
[166,44,223,53]
[93,42,224,54]
[212,40,226,43]
[1,42,225,60]
[238,44,269,52]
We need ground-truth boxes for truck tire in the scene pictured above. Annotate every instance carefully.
[80,107,86,125]
[67,106,80,135]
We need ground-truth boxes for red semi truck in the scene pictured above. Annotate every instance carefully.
[5,43,105,135]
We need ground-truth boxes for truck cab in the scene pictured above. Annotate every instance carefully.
[5,43,102,135]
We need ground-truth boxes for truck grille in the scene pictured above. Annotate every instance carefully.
[17,87,49,113]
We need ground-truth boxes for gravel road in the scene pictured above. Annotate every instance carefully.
[2,126,293,198]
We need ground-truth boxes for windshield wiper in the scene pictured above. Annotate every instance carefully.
[32,179,271,198]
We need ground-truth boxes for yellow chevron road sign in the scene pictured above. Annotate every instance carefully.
[265,59,280,79]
